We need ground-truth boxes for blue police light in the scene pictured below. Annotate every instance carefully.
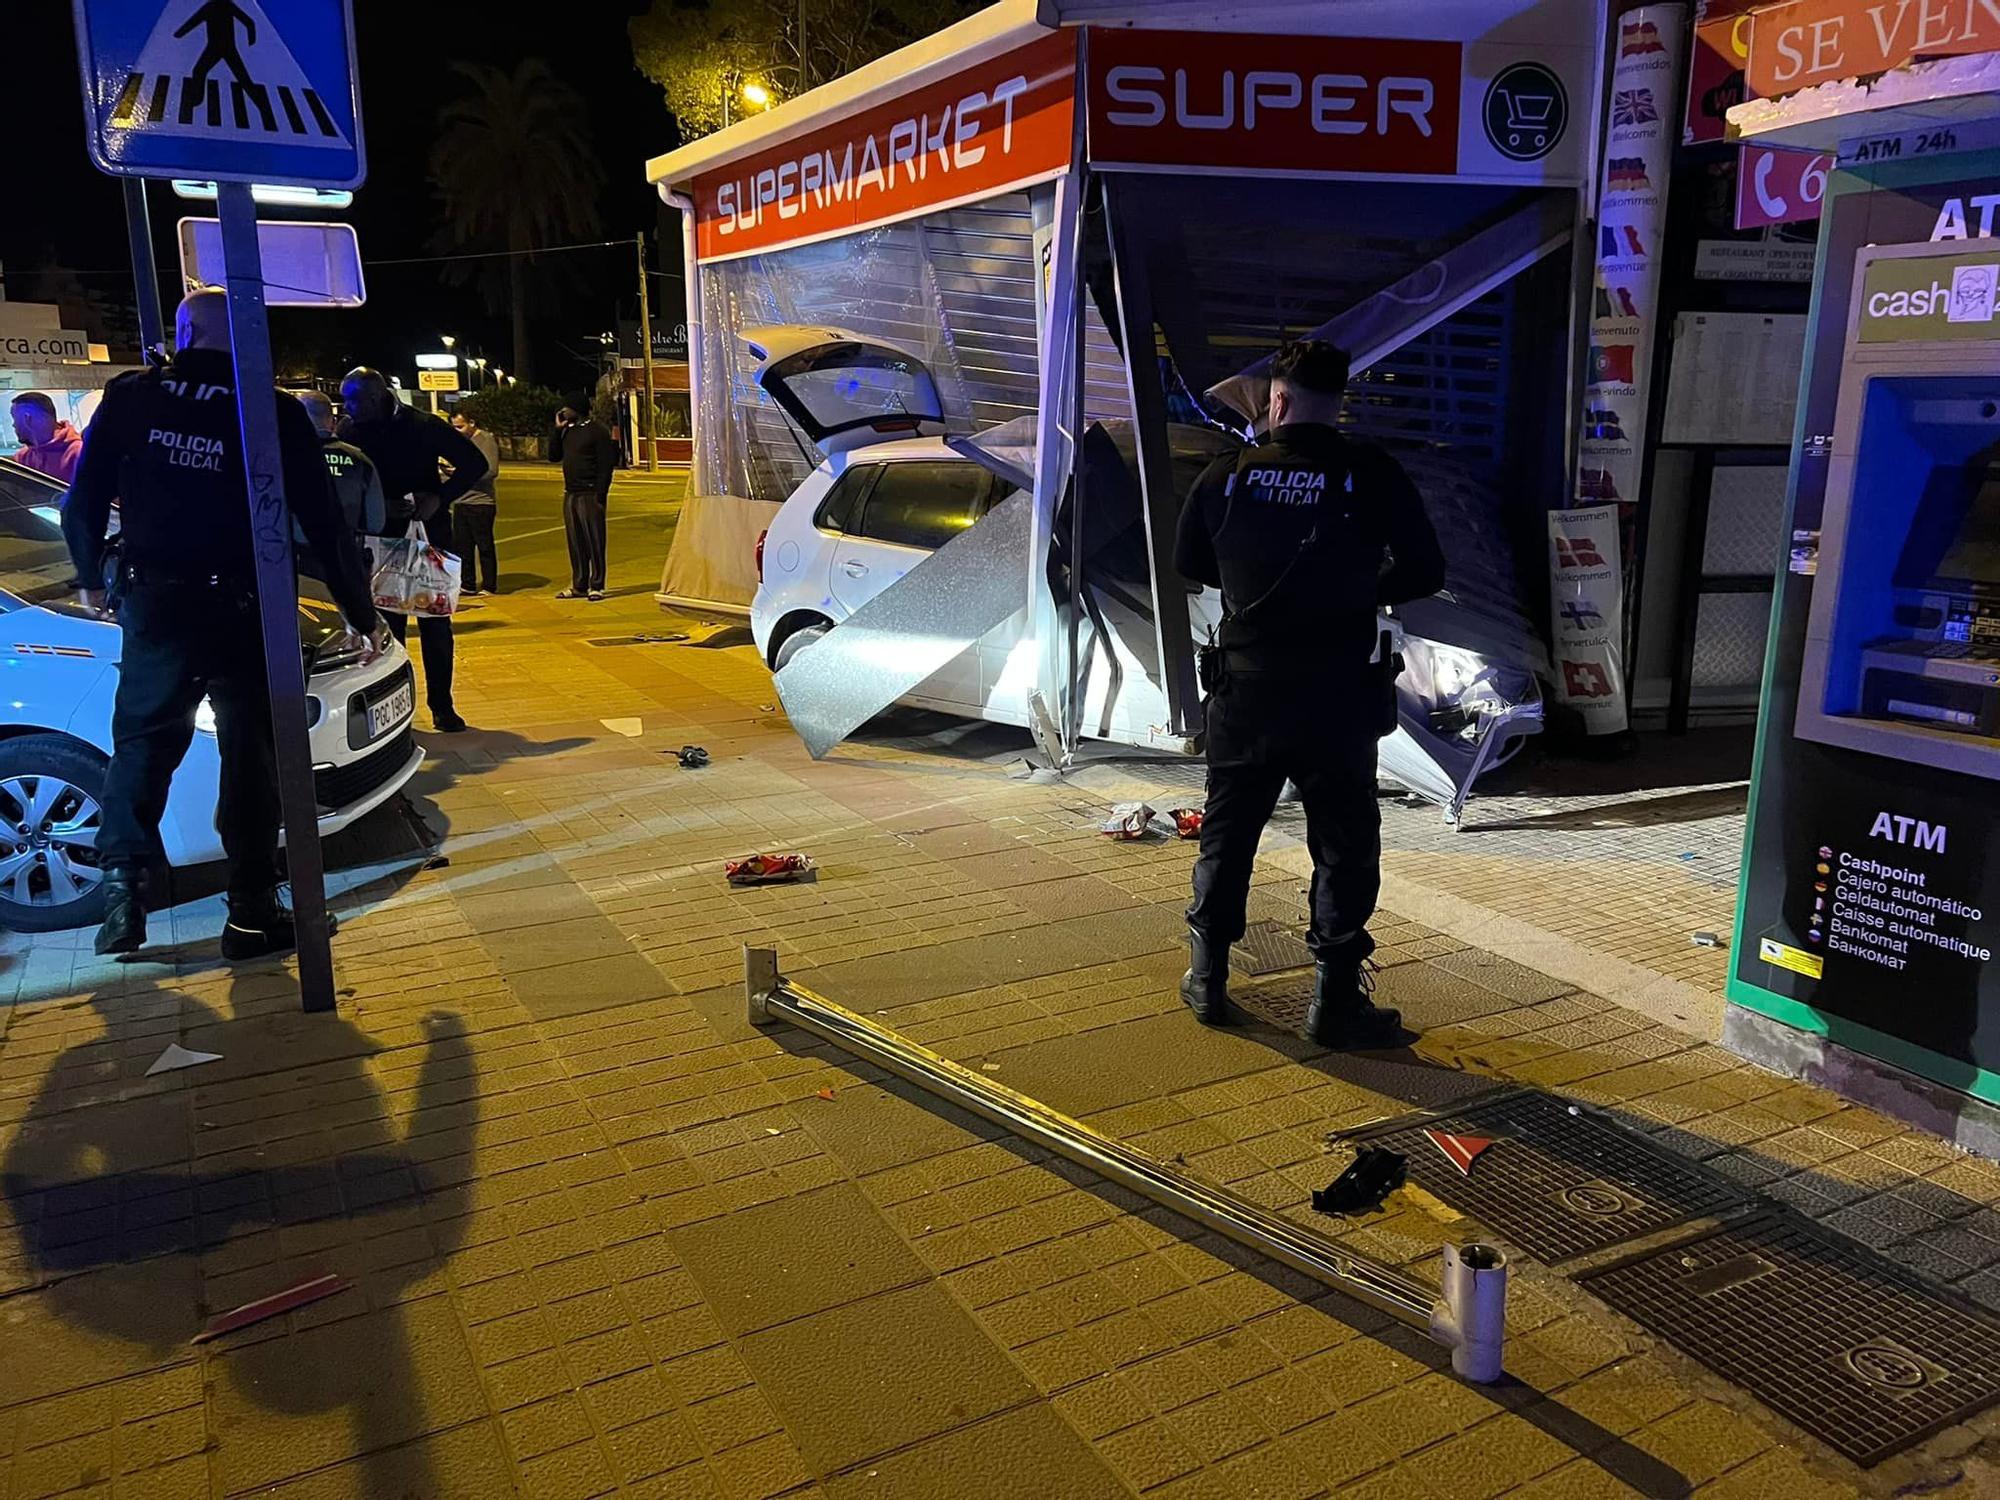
[171,180,355,210]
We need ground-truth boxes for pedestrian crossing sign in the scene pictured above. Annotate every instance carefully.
[73,0,365,189]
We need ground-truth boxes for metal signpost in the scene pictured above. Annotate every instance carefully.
[74,0,368,1015]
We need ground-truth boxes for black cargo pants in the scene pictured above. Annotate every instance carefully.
[98,581,282,901]
[1187,669,1381,965]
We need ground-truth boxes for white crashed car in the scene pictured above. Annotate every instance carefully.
[0,456,422,931]
[744,328,1543,818]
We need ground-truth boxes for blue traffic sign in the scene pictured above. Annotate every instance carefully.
[73,0,365,189]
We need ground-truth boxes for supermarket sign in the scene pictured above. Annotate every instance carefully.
[694,33,1076,261]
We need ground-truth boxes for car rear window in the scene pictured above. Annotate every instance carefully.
[858,463,994,550]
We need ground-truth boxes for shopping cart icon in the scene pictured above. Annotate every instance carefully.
[1483,63,1570,163]
[1495,89,1557,153]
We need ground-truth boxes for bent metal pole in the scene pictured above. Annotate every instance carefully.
[743,948,1509,1381]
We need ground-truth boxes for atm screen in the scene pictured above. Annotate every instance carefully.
[1896,441,2000,593]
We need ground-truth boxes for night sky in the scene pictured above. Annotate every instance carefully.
[1,1,680,401]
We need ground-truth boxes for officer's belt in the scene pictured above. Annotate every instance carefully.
[120,558,256,590]
[1217,648,1374,677]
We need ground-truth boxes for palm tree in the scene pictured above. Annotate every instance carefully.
[429,61,603,384]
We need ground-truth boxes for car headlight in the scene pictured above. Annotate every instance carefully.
[194,694,322,733]
[1427,644,1487,701]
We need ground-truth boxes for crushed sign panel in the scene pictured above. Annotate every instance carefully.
[73,0,365,189]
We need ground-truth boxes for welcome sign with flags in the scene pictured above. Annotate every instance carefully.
[73,0,365,189]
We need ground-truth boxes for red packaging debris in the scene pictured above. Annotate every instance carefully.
[1100,803,1155,840]
[192,1272,351,1343]
[1424,1128,1496,1177]
[1170,808,1203,839]
[725,853,816,886]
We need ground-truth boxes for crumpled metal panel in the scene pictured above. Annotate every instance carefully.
[774,490,1032,759]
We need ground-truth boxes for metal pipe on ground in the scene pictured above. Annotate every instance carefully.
[743,948,1509,1382]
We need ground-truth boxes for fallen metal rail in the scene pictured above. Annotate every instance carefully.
[744,948,1509,1381]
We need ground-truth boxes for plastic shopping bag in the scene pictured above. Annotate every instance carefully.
[366,521,462,617]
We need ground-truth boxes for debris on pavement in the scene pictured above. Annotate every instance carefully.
[1423,1128,1496,1177]
[1691,931,1723,948]
[1101,802,1178,840]
[725,853,816,886]
[145,1043,223,1077]
[192,1273,351,1343]
[1169,808,1204,839]
[600,717,645,738]
[1008,758,1066,784]
[1102,802,1152,839]
[1311,1147,1407,1216]
[816,1087,837,1101]
[677,745,711,769]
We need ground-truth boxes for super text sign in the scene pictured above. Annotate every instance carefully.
[73,0,365,188]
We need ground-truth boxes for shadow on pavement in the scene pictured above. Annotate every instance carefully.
[1463,785,1746,836]
[758,1023,1692,1499]
[1,977,478,1495]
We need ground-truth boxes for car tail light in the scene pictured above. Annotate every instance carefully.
[755,528,769,580]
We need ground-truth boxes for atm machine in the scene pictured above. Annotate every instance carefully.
[1731,228,2000,1114]
[1798,245,2000,768]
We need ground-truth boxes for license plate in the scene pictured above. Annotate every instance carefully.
[367,680,414,741]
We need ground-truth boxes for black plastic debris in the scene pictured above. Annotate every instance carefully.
[1312,1147,1407,1216]
[678,745,711,769]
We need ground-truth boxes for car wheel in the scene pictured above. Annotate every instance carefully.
[771,618,831,672]
[0,735,110,933]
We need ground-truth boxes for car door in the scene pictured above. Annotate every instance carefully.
[745,326,947,456]
[831,459,1005,708]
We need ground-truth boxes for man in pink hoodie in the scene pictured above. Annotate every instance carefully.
[10,393,82,484]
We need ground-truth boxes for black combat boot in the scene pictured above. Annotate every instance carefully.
[1302,957,1403,1049]
[1179,928,1239,1026]
[94,867,147,956]
[221,889,298,961]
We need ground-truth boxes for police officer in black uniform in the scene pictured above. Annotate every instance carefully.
[1174,340,1447,1048]
[63,289,388,959]
[337,368,491,733]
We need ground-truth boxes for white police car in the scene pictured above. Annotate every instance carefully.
[0,456,422,932]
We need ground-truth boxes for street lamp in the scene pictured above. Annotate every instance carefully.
[723,71,773,128]
[441,334,457,349]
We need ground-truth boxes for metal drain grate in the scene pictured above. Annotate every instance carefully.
[1234,921,1314,977]
[1580,1214,2000,1467]
[585,633,691,647]
[1337,1090,1747,1263]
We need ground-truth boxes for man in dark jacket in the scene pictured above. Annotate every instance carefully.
[1173,339,1447,1049]
[338,368,490,732]
[64,289,388,958]
[552,405,617,600]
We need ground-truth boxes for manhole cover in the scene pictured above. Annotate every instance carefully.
[1234,921,1314,977]
[1337,1090,1746,1263]
[1581,1215,2000,1466]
